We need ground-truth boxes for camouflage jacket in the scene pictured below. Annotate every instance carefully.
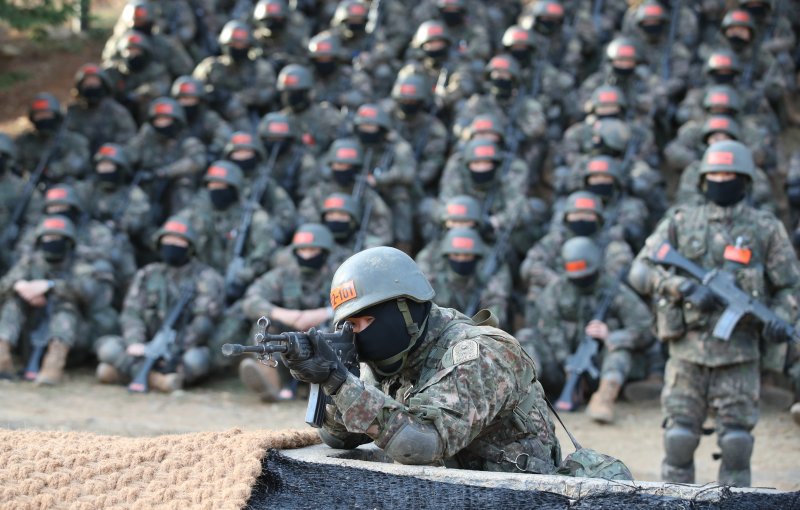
[383,100,448,190]
[103,30,194,78]
[75,179,151,239]
[14,128,90,184]
[578,64,660,124]
[322,304,562,472]
[65,98,138,153]
[674,161,776,218]
[105,61,172,122]
[185,107,234,164]
[268,143,320,203]
[125,124,206,182]
[253,12,311,69]
[192,55,277,121]
[240,169,298,242]
[280,102,344,157]
[453,93,547,144]
[241,260,333,324]
[312,65,373,110]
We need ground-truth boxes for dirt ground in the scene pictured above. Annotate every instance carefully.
[1,367,798,492]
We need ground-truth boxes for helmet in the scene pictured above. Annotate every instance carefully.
[259,112,296,140]
[699,140,754,180]
[634,1,668,25]
[322,193,361,222]
[35,215,77,243]
[561,236,601,278]
[121,0,156,28]
[442,195,482,223]
[441,227,484,256]
[224,131,265,159]
[219,20,253,47]
[329,246,435,322]
[329,138,364,166]
[563,191,604,222]
[468,114,504,141]
[171,75,205,100]
[584,155,623,185]
[74,63,111,92]
[353,103,392,130]
[204,160,244,190]
[464,139,502,163]
[593,118,631,153]
[118,30,152,56]
[485,54,521,81]
[148,97,186,125]
[0,133,17,160]
[309,30,342,60]
[704,49,742,76]
[44,184,83,211]
[277,64,313,91]
[531,0,565,21]
[331,0,369,25]
[28,93,62,122]
[412,20,451,48]
[721,9,756,35]
[254,0,288,22]
[701,115,741,142]
[436,0,465,10]
[291,223,335,251]
[391,73,430,103]
[702,85,742,114]
[502,25,535,51]
[94,143,130,172]
[155,216,197,247]
[590,85,627,113]
[606,37,639,62]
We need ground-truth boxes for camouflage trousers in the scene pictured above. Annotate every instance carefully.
[662,357,760,435]
[95,335,211,384]
[0,297,88,351]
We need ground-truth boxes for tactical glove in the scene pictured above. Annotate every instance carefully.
[283,332,348,395]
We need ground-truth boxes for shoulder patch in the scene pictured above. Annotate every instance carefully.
[451,339,480,365]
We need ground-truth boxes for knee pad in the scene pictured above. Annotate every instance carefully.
[718,429,753,471]
[96,336,126,365]
[664,424,700,468]
[182,346,211,383]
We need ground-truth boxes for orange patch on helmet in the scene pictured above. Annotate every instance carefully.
[336,147,359,160]
[208,165,228,178]
[154,103,173,115]
[293,231,315,244]
[43,218,67,230]
[446,204,468,216]
[565,260,587,272]
[707,151,734,166]
[588,159,609,172]
[324,197,346,209]
[164,221,188,234]
[707,118,730,130]
[710,55,733,68]
[231,133,252,145]
[46,188,68,200]
[474,145,496,158]
[330,279,357,309]
[99,145,117,156]
[598,91,618,103]
[399,84,417,96]
[452,237,475,249]
[574,197,597,209]
[269,122,290,133]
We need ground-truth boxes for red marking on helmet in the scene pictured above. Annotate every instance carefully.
[427,25,444,36]
[266,3,281,13]
[232,28,250,40]
[32,99,50,111]
[474,145,496,158]
[473,119,494,131]
[99,145,117,157]
[231,133,252,145]
[708,118,730,130]
[282,74,299,86]
[179,82,197,94]
[315,41,332,52]
[588,159,609,172]
[330,279,357,309]
[597,91,618,103]
[208,165,228,178]
[349,3,367,15]
[709,93,729,105]
[511,30,529,41]
[46,188,68,200]
[617,45,636,58]
[43,218,67,230]
[574,197,597,209]
[643,4,663,17]
[710,55,732,68]
[399,84,417,96]
[707,151,734,166]
[82,64,100,75]
[293,231,314,244]
[336,147,358,160]
[446,204,468,216]
[565,260,587,273]
[165,221,188,234]
[134,6,147,19]
[731,10,751,22]
[490,57,510,70]
[324,197,346,209]
[154,103,173,115]
[545,2,564,15]
[128,34,143,44]
[452,237,474,250]
[358,106,378,118]
[269,122,289,134]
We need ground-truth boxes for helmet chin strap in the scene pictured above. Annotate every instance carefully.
[372,298,429,377]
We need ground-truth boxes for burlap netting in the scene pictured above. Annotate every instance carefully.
[0,428,320,510]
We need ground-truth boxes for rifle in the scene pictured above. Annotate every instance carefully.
[1,113,70,249]
[128,282,195,393]
[555,266,629,411]
[222,317,359,427]
[650,241,800,343]
[224,143,281,303]
[23,297,56,381]
[481,93,523,222]
[464,208,521,317]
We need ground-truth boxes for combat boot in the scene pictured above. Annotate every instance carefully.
[622,374,663,402]
[95,362,121,384]
[148,371,184,393]
[0,340,15,379]
[791,403,800,426]
[35,339,70,386]
[586,378,621,424]
[239,357,281,402]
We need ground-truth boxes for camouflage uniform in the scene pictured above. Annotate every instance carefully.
[257,112,320,202]
[171,76,235,165]
[252,0,311,70]
[675,160,775,215]
[410,0,492,63]
[308,31,373,109]
[0,134,42,271]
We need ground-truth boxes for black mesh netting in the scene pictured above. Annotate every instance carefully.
[246,450,800,510]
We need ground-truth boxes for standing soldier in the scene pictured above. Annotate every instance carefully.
[126,97,206,222]
[0,217,99,384]
[171,75,234,165]
[14,94,90,185]
[66,63,137,154]
[252,0,311,71]
[628,140,800,486]
[95,217,224,392]
[257,112,320,202]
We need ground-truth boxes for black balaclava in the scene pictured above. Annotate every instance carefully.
[127,54,148,72]
[332,166,358,187]
[535,18,560,35]
[397,101,422,118]
[209,187,238,210]
[469,165,497,186]
[425,46,449,61]
[80,85,106,107]
[703,175,746,207]
[726,34,750,52]
[153,120,179,139]
[490,78,514,99]
[40,237,70,263]
[262,17,286,31]
[570,272,599,292]
[567,219,599,237]
[183,103,201,122]
[160,243,190,266]
[355,299,432,377]
[711,71,737,85]
[587,182,615,200]
[346,20,366,34]
[313,59,337,76]
[441,9,464,26]
[232,155,257,172]
[448,257,478,276]
[294,250,327,271]
[97,168,122,190]
[357,127,384,146]
[34,117,59,133]
[226,46,250,63]
[640,23,664,39]
[281,90,311,112]
[612,64,635,77]
[325,219,354,241]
